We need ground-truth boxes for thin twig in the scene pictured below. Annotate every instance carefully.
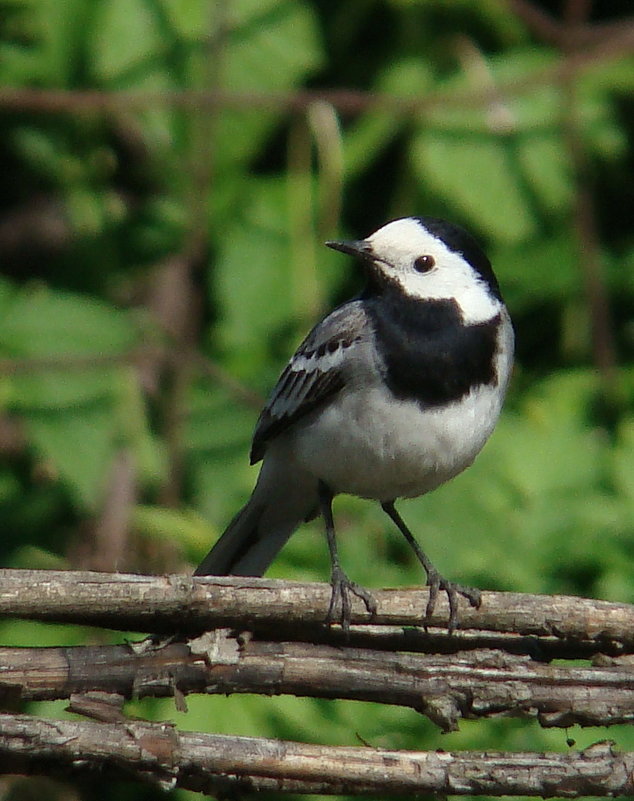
[0,24,631,117]
[509,0,563,45]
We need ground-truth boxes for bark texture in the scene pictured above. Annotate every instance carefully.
[0,713,632,797]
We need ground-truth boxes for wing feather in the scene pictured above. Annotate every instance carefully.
[250,302,367,463]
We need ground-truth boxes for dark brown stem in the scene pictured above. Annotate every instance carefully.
[2,635,634,731]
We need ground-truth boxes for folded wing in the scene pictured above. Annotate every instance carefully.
[250,302,367,463]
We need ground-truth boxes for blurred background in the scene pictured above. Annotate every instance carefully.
[0,0,633,799]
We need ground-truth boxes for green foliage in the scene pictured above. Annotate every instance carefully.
[1,1,634,799]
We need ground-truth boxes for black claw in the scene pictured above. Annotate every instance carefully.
[425,570,481,633]
[327,566,377,633]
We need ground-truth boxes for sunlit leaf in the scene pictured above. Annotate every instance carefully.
[412,133,536,243]
[90,0,165,81]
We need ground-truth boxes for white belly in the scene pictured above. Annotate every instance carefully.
[292,381,504,501]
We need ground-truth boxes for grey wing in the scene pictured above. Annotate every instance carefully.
[250,301,368,464]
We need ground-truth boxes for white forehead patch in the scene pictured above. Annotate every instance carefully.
[367,218,441,265]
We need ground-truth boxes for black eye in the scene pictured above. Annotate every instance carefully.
[414,254,435,273]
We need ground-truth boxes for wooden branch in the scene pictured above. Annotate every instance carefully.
[0,570,633,647]
[1,634,634,731]
[2,572,634,795]
[0,713,631,796]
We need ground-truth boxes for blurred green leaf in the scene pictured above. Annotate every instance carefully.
[133,504,217,555]
[0,285,135,358]
[613,418,634,505]
[492,234,577,310]
[158,0,210,39]
[0,284,137,409]
[10,126,72,182]
[0,0,89,86]
[517,134,572,212]
[213,1,322,168]
[8,544,68,570]
[186,381,255,453]
[25,402,118,510]
[0,468,21,505]
[8,367,120,409]
[212,178,298,376]
[90,0,165,81]
[412,133,537,242]
[0,276,18,314]
[216,222,291,368]
[343,59,433,178]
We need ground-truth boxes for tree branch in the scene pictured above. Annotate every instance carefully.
[0,713,631,796]
[2,572,634,794]
[1,634,634,732]
[0,570,632,646]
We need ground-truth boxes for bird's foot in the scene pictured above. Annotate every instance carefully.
[327,565,377,634]
[425,569,481,634]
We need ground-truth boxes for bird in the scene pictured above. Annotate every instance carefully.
[195,216,514,632]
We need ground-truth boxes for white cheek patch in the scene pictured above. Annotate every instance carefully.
[394,266,501,325]
[369,220,501,326]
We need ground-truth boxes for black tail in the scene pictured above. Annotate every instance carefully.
[194,455,318,577]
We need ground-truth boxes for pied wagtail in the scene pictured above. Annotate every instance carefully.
[195,217,514,631]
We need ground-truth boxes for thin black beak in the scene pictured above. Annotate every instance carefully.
[325,239,374,260]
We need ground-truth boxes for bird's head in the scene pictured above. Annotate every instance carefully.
[326,217,503,324]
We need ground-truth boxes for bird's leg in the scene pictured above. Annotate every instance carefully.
[381,500,481,633]
[318,481,377,633]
